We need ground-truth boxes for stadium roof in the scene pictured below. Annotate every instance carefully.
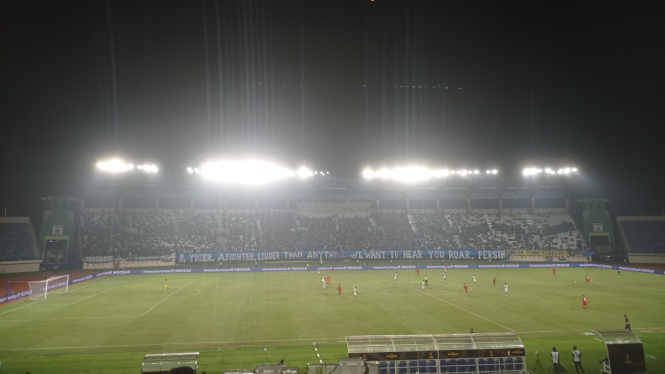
[345,333,524,354]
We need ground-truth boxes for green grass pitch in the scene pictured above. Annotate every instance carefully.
[0,267,663,373]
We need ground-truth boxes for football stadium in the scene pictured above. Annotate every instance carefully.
[1,166,664,373]
[1,1,664,373]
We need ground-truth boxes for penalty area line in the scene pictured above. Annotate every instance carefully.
[372,271,517,333]
[140,280,194,317]
[70,287,115,305]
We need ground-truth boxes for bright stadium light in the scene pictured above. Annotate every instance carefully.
[191,159,314,185]
[492,169,498,174]
[523,166,578,177]
[96,159,135,173]
[362,166,497,183]
[296,166,314,179]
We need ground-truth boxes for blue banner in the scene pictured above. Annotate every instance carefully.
[177,250,507,263]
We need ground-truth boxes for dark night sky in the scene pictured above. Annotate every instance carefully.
[0,0,664,220]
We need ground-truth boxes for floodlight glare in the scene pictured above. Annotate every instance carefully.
[296,166,314,179]
[492,169,498,174]
[198,160,296,185]
[96,159,135,173]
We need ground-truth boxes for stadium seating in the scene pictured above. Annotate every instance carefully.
[619,220,665,253]
[0,223,40,261]
[80,208,587,258]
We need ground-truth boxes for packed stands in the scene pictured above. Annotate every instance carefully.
[617,217,665,253]
[80,208,587,258]
[0,221,40,262]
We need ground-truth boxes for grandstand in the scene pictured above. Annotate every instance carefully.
[80,207,587,259]
[617,216,665,263]
[0,218,41,262]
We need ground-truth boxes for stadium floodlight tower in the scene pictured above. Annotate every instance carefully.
[28,275,69,300]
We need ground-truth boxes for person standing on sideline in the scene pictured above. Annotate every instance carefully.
[624,314,631,331]
[572,346,584,373]
[504,283,508,296]
[353,286,358,300]
[164,279,168,292]
[417,268,420,277]
[337,284,342,296]
[618,269,621,276]
[327,275,330,285]
[443,273,446,282]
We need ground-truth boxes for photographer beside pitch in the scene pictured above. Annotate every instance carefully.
[571,346,584,373]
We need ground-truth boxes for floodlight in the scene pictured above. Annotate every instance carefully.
[297,166,314,179]
[492,169,498,174]
[473,170,479,174]
[572,167,578,172]
[96,159,134,173]
[187,167,193,174]
[363,169,375,179]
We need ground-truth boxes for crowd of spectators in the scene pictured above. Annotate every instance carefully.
[80,209,588,258]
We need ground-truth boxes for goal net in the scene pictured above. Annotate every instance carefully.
[28,275,69,300]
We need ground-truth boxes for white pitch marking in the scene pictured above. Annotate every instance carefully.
[371,271,517,332]
[0,300,45,316]
[315,348,317,351]
[0,315,134,322]
[70,287,115,305]
[646,354,656,359]
[140,280,194,317]
[595,338,603,342]
[317,354,320,357]
[320,360,323,363]
[68,275,116,293]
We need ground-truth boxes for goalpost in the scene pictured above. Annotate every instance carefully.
[28,275,69,300]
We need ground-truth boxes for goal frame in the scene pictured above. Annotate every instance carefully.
[28,275,69,300]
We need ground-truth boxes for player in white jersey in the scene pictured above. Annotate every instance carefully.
[443,273,446,282]
[353,286,358,300]
[504,283,508,295]
[421,280,425,292]
[322,280,327,292]
[394,272,397,281]
[473,275,477,284]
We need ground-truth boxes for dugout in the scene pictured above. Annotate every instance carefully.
[346,333,526,374]
[142,352,199,373]
[592,330,647,374]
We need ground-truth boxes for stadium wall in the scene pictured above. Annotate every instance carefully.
[627,253,665,264]
[0,260,41,274]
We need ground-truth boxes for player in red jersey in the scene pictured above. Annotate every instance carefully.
[337,284,342,296]
[493,277,496,286]
[552,268,556,277]
[327,275,330,285]
[417,268,420,277]
[582,295,587,310]
[463,283,468,294]
[586,274,590,284]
